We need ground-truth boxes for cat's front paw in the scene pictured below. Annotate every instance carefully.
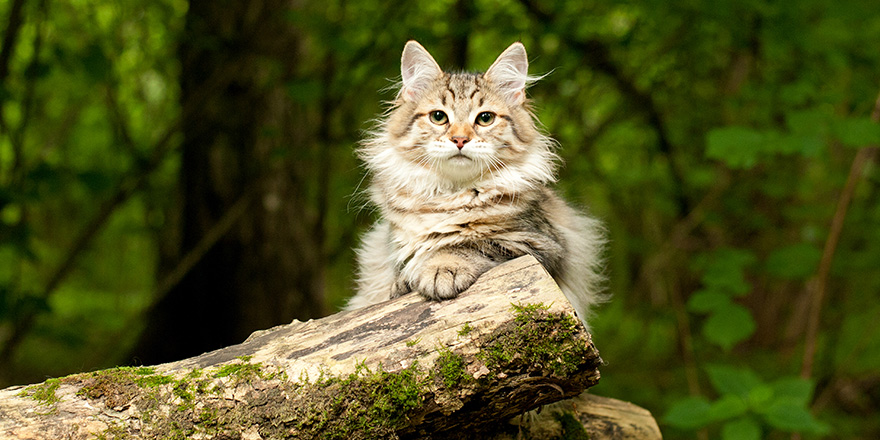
[413,254,488,301]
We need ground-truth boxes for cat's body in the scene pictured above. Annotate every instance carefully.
[346,41,604,327]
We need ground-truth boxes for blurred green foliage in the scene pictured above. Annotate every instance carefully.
[1,0,879,438]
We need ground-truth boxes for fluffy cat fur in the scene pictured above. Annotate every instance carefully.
[346,41,605,328]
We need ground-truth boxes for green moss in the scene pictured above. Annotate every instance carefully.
[478,302,591,377]
[173,380,195,402]
[212,356,276,381]
[74,366,174,399]
[436,348,468,388]
[136,373,175,387]
[293,361,428,438]
[93,423,127,440]
[131,366,157,375]
[18,378,61,410]
[556,411,591,440]
[78,367,163,397]
[405,337,421,347]
[212,362,259,379]
[512,302,552,322]
[458,322,473,336]
[367,363,424,419]
[70,361,282,438]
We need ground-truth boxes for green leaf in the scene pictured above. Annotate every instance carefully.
[762,401,830,434]
[694,248,756,297]
[0,203,22,225]
[785,109,831,137]
[721,417,762,440]
[663,396,712,430]
[765,244,822,280]
[702,303,757,351]
[774,134,824,157]
[705,364,763,399]
[834,117,880,148]
[779,81,817,106]
[832,304,880,374]
[768,377,815,407]
[707,394,748,422]
[706,126,766,169]
[701,269,752,297]
[747,384,774,409]
[687,290,732,314]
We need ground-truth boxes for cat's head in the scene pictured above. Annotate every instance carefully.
[362,41,557,196]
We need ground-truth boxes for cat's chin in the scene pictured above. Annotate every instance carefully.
[431,155,482,183]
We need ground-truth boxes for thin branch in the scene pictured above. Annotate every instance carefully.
[0,0,26,85]
[0,0,28,181]
[104,81,139,157]
[800,91,880,379]
[10,0,46,179]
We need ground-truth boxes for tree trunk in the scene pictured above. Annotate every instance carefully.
[132,0,328,365]
[0,257,661,439]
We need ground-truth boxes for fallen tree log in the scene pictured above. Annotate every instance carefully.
[507,393,664,440]
[0,256,660,439]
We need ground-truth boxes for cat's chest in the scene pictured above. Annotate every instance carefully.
[383,188,533,242]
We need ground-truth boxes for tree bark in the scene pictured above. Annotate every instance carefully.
[0,256,665,439]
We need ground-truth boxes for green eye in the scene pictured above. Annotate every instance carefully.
[429,111,448,125]
[475,112,496,126]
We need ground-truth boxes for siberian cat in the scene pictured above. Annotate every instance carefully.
[346,40,604,328]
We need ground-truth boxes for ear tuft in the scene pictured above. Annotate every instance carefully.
[400,41,442,101]
[485,42,532,105]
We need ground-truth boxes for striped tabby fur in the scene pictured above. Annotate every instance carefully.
[346,41,605,328]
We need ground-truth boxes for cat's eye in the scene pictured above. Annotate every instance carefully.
[475,112,496,126]
[429,111,448,125]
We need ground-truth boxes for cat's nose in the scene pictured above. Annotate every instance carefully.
[451,136,470,150]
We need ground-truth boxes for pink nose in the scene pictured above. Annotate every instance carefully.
[451,136,470,149]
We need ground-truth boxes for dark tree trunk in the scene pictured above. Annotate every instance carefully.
[131,0,328,364]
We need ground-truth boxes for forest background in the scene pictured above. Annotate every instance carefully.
[1,0,879,438]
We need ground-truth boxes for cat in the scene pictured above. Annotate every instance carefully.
[345,40,605,328]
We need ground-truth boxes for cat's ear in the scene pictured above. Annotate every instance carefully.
[485,42,529,106]
[400,41,442,102]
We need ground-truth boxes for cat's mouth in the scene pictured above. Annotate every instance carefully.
[449,152,473,162]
